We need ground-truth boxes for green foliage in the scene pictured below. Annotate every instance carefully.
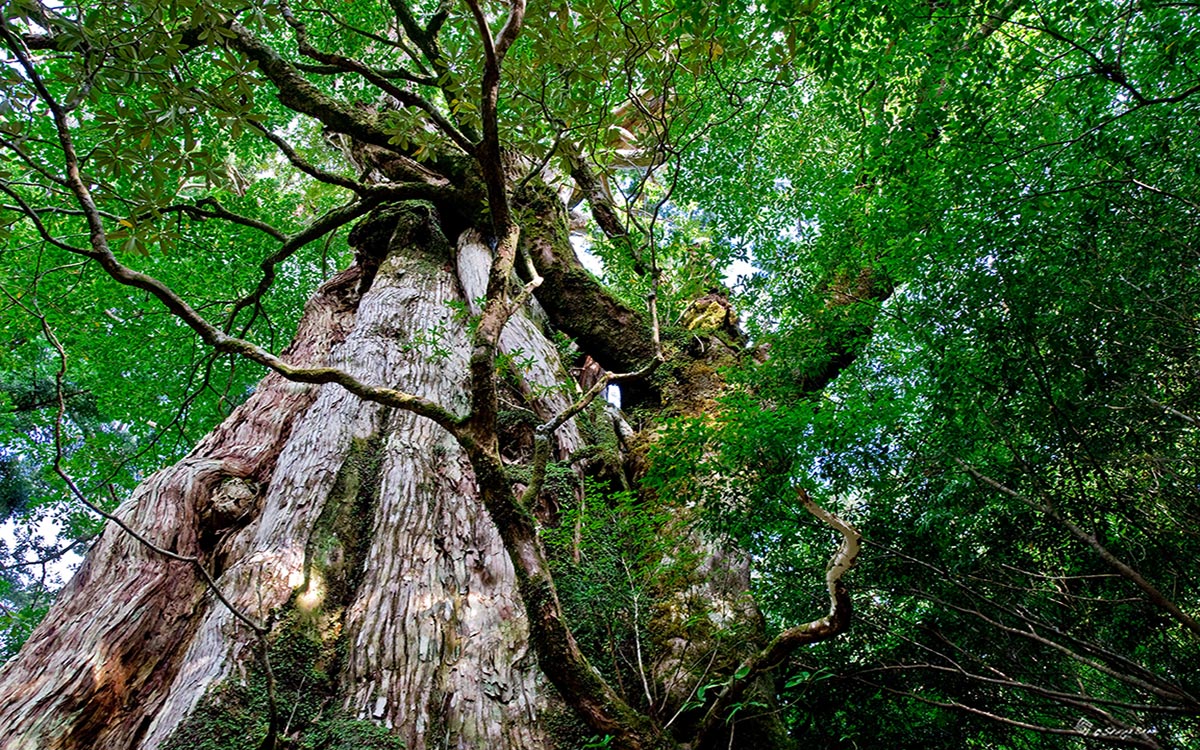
[0,581,47,662]
[543,479,677,703]
[298,716,405,750]
[633,1,1200,745]
[2,0,1199,746]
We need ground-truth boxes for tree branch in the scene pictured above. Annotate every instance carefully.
[223,21,449,182]
[694,487,860,745]
[246,120,366,193]
[223,198,380,332]
[956,459,1200,639]
[0,24,464,435]
[276,0,474,155]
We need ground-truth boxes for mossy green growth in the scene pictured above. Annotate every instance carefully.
[541,701,597,749]
[298,717,405,750]
[304,434,386,614]
[161,616,328,750]
[542,460,579,507]
[160,678,265,750]
[498,407,539,431]
[541,480,678,702]
[574,401,621,468]
[163,614,405,750]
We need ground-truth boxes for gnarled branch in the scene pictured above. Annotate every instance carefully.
[693,487,861,746]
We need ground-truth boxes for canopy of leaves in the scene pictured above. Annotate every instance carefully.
[1,0,1198,746]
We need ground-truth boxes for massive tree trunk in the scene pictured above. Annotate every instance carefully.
[0,205,556,748]
[0,1,890,743]
[0,191,796,749]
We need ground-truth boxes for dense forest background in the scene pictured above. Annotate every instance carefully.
[0,0,1198,748]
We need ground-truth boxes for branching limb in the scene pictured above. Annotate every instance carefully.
[0,26,463,436]
[872,539,1197,705]
[502,241,544,330]
[297,6,438,85]
[6,287,267,636]
[853,660,1197,716]
[0,136,71,187]
[387,0,479,141]
[246,120,366,193]
[518,290,662,508]
[0,182,93,255]
[468,225,523,435]
[223,197,379,332]
[460,0,532,438]
[155,197,287,241]
[0,534,91,572]
[693,488,861,746]
[855,678,1161,749]
[565,143,633,242]
[927,590,1195,704]
[276,0,474,155]
[224,21,449,181]
[464,0,526,236]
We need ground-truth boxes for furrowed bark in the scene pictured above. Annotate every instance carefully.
[0,265,365,750]
[1,200,641,749]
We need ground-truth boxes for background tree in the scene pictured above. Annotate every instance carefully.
[0,0,1197,749]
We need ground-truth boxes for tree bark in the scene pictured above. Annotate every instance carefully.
[0,261,363,749]
[0,204,592,750]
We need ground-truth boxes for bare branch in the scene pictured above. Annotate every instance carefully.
[155,197,287,241]
[5,286,267,636]
[223,198,379,332]
[464,0,526,237]
[0,182,94,255]
[9,284,285,747]
[694,488,861,745]
[246,120,366,193]
[857,679,1161,749]
[0,136,70,187]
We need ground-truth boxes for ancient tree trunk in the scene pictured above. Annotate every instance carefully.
[0,205,585,750]
[0,192,809,750]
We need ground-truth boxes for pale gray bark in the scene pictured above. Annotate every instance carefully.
[0,207,585,750]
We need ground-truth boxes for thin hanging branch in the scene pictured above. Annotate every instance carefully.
[955,459,1200,639]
